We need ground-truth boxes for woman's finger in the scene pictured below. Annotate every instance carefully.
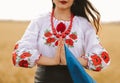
[58,37,63,46]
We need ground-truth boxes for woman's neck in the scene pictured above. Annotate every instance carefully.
[54,8,72,21]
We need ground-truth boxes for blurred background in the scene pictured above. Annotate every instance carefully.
[0,0,120,83]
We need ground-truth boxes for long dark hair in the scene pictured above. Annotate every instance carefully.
[52,0,101,34]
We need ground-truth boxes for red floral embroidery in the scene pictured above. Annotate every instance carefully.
[56,22,66,33]
[20,52,31,59]
[91,54,102,66]
[65,32,77,47]
[101,51,110,63]
[14,44,18,50]
[19,60,29,68]
[44,31,52,37]
[12,51,17,65]
[46,37,56,44]
[95,67,102,71]
[69,33,77,40]
[65,39,74,46]
[43,29,78,47]
[55,40,58,46]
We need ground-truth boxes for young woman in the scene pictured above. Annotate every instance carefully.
[12,0,110,83]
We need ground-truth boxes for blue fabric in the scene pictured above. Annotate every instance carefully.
[64,45,96,83]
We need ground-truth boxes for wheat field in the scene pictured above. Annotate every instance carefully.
[0,21,120,83]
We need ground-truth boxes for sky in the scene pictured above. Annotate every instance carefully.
[0,0,120,22]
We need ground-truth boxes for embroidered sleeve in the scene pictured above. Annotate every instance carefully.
[83,23,110,71]
[12,20,41,68]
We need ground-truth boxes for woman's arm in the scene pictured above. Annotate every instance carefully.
[36,55,60,66]
[59,45,88,66]
[37,37,63,66]
[36,46,61,66]
[58,39,87,66]
[36,37,87,66]
[83,22,110,71]
[77,57,88,67]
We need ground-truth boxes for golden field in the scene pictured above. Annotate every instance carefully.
[0,20,120,83]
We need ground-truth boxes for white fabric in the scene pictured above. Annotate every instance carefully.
[13,12,110,70]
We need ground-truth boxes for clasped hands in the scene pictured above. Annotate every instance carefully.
[54,37,67,65]
[54,37,87,66]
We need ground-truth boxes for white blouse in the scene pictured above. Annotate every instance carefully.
[12,13,110,71]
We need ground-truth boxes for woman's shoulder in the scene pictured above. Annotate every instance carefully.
[74,16,88,23]
[31,12,51,24]
[74,16,95,32]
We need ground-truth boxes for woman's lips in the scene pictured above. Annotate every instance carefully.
[60,1,67,4]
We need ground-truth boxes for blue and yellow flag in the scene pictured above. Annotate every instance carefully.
[64,45,96,83]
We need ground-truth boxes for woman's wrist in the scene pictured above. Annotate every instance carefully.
[36,54,60,66]
[78,57,88,67]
